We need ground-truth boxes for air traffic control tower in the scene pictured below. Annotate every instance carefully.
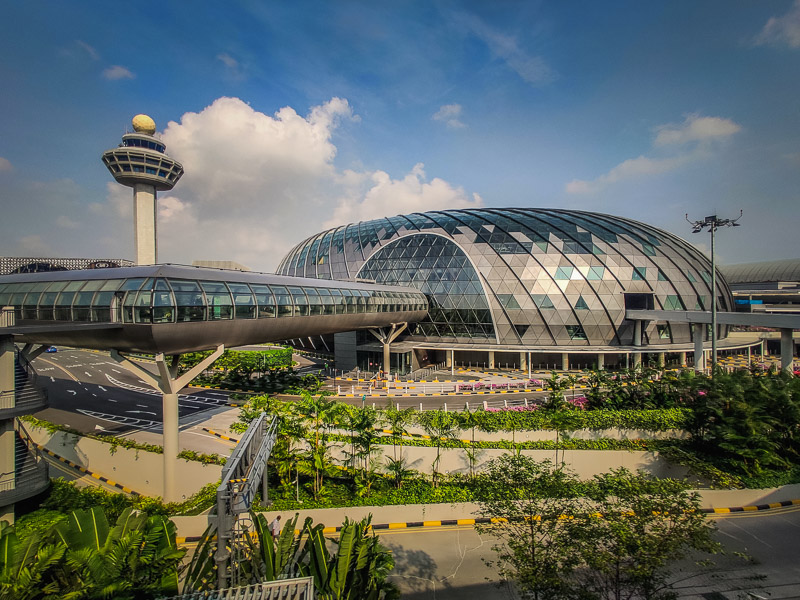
[101,115,184,265]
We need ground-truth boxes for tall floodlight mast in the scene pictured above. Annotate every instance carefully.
[685,211,743,375]
[101,115,184,265]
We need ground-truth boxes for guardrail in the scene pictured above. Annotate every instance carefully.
[165,577,314,600]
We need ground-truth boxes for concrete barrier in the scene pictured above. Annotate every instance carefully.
[25,425,221,500]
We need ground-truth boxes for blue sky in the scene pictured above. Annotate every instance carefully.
[1,1,798,271]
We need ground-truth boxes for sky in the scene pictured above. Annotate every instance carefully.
[1,1,799,272]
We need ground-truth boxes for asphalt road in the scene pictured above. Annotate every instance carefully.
[377,506,800,599]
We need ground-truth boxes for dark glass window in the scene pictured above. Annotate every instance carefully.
[250,285,275,318]
[305,288,323,316]
[270,285,294,317]
[170,279,205,322]
[228,283,256,319]
[199,281,233,320]
[288,287,309,316]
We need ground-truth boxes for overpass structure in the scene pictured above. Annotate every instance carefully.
[627,309,800,373]
[0,264,428,508]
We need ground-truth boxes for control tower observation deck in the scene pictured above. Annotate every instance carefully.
[101,115,184,266]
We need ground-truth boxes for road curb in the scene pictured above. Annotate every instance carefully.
[175,500,800,544]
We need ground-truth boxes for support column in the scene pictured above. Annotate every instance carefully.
[1,307,16,523]
[596,353,604,371]
[368,323,407,377]
[780,328,795,374]
[488,351,495,369]
[561,353,569,371]
[111,344,224,502]
[445,350,452,368]
[519,352,527,372]
[633,352,642,369]
[657,352,665,369]
[678,352,687,367]
[133,183,157,265]
[693,324,706,373]
[527,352,532,379]
[633,320,643,347]
[447,350,454,376]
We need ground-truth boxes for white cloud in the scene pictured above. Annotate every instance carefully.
[566,113,741,194]
[56,215,79,229]
[102,65,135,80]
[85,96,477,271]
[566,155,690,195]
[756,0,800,48]
[654,114,741,146]
[325,163,483,228]
[217,53,246,81]
[0,157,12,172]
[76,40,99,60]
[18,235,52,256]
[455,13,554,85]
[432,104,466,129]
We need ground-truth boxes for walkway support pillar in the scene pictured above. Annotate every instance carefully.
[657,352,665,369]
[488,351,495,370]
[561,353,569,371]
[1,308,16,523]
[111,344,225,502]
[633,320,643,347]
[780,328,794,374]
[678,352,687,367]
[519,352,527,372]
[633,352,642,370]
[693,324,706,373]
[368,323,407,377]
[596,353,604,371]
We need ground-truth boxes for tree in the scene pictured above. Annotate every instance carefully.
[417,410,461,487]
[473,455,584,600]
[294,390,341,499]
[571,469,720,600]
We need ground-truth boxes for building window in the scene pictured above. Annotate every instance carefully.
[632,267,646,281]
[566,325,587,340]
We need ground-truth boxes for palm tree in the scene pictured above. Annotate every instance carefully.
[418,410,461,487]
[294,390,341,498]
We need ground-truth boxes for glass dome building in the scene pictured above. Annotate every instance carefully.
[277,208,734,371]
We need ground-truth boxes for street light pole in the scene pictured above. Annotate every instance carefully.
[685,211,743,375]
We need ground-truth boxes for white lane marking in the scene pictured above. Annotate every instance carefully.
[112,369,121,373]
[50,377,55,382]
[104,374,231,409]
[98,386,107,392]
[108,399,117,403]
[77,409,160,429]
[84,372,92,377]
[92,394,97,397]
[136,404,148,408]
[126,410,158,416]
[67,390,77,396]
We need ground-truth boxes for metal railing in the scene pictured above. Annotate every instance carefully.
[167,577,314,600]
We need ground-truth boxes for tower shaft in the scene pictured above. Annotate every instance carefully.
[133,184,158,265]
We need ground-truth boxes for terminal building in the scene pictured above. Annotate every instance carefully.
[277,208,749,372]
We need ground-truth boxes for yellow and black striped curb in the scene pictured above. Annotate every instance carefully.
[700,499,800,514]
[176,501,800,543]
[202,427,239,442]
[33,442,140,496]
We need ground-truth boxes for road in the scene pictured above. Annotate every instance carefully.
[30,348,239,455]
[376,506,800,599]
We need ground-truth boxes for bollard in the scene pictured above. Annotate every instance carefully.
[524,398,528,407]
[444,403,447,412]
[420,402,423,410]
[465,401,469,410]
[483,400,488,409]
[337,385,341,395]
[351,385,355,394]
[373,403,376,409]
[504,399,508,408]
[396,402,400,410]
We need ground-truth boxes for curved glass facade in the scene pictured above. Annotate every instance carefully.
[0,277,428,325]
[359,234,494,340]
[277,208,734,347]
